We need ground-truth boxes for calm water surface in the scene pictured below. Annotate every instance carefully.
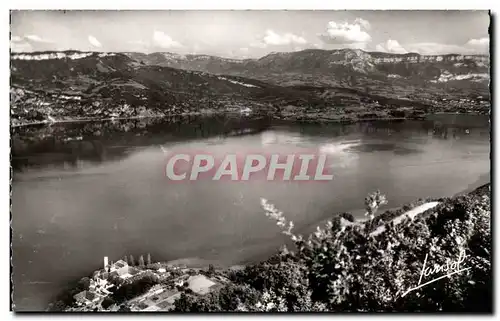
[11,115,490,310]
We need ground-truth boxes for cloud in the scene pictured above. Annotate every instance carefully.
[251,30,307,48]
[372,37,489,55]
[345,42,369,50]
[127,32,183,52]
[375,39,408,54]
[405,38,489,55]
[354,18,371,30]
[319,19,371,45]
[24,35,47,42]
[152,31,182,49]
[466,37,489,46]
[10,34,53,52]
[88,35,102,48]
[262,30,307,46]
[465,37,489,53]
[250,41,267,49]
[11,40,32,52]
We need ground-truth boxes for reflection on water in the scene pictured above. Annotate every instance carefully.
[12,115,490,173]
[11,115,490,311]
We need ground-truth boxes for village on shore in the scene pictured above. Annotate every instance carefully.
[61,255,232,312]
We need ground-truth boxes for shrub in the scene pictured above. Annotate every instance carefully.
[339,212,355,223]
[101,297,115,309]
[259,187,491,312]
[173,283,261,312]
[171,186,492,312]
[111,274,160,304]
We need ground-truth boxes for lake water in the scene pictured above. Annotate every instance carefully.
[11,114,490,311]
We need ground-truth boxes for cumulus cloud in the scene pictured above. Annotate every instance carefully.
[405,38,489,55]
[88,35,102,48]
[263,30,307,46]
[251,30,307,48]
[375,39,408,54]
[11,35,22,42]
[465,37,489,53]
[10,34,54,52]
[404,43,462,55]
[372,36,489,55]
[127,32,183,52]
[25,34,46,42]
[466,37,489,46]
[153,31,183,49]
[319,19,372,45]
[354,18,371,30]
[10,40,32,52]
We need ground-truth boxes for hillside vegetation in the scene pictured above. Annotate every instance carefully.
[11,49,490,126]
[173,184,491,312]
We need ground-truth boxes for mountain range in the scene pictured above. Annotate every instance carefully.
[10,49,490,126]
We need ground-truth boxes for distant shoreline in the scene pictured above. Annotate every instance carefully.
[11,110,490,129]
[8,112,456,129]
[10,111,228,129]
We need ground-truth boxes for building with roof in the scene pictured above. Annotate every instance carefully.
[89,278,114,296]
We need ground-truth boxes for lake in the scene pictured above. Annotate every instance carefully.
[11,114,490,311]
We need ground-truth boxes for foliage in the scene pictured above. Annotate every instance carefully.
[339,212,355,223]
[173,184,491,312]
[111,274,160,305]
[138,255,145,268]
[77,277,91,291]
[173,284,261,312]
[117,304,131,312]
[205,264,215,278]
[101,297,115,309]
[364,190,388,220]
[371,198,429,229]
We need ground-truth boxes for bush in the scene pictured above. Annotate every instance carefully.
[173,185,491,312]
[111,274,160,304]
[174,284,261,312]
[339,212,355,223]
[101,297,115,309]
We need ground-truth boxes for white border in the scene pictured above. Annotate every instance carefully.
[2,1,498,320]
[4,1,498,10]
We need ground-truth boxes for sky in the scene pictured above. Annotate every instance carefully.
[10,10,490,58]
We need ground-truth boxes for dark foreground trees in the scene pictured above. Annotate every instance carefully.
[174,184,491,312]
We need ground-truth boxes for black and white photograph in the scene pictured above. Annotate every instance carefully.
[9,9,491,313]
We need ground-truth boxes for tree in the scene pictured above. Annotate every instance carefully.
[138,255,145,268]
[48,300,66,312]
[124,256,128,265]
[129,255,135,266]
[101,297,115,309]
[77,277,91,291]
[339,212,355,223]
[364,190,388,221]
[118,304,131,312]
[207,264,215,277]
[146,253,152,266]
